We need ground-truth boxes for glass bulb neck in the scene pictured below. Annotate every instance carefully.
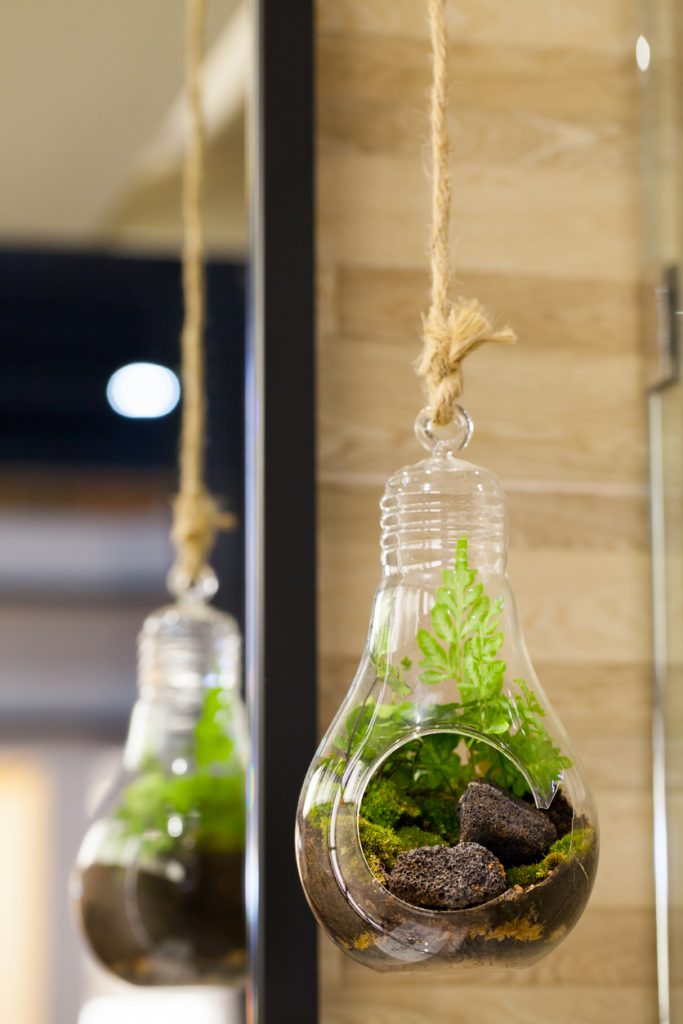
[136,598,240,699]
[123,598,242,771]
[379,452,508,579]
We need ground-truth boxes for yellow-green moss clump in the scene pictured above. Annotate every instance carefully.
[359,818,448,879]
[506,828,594,888]
[359,818,401,878]
[358,775,463,878]
[360,778,420,829]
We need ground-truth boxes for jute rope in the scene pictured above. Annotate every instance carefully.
[171,0,234,586]
[416,0,516,427]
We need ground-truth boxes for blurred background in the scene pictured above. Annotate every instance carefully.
[0,2,248,1021]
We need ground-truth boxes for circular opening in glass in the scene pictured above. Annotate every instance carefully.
[356,729,588,915]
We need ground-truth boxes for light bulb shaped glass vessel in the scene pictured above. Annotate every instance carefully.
[72,581,248,986]
[296,409,598,972]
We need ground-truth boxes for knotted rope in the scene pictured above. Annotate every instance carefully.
[171,0,234,587]
[417,0,516,427]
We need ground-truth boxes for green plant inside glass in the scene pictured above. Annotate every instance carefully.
[298,535,598,970]
[73,601,248,987]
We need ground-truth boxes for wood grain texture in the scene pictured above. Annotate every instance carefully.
[315,0,654,1018]
[322,980,654,1024]
[318,34,637,123]
[318,489,650,664]
[330,267,642,356]
[319,95,639,175]
[318,151,639,279]
[317,0,638,54]
[320,906,656,986]
[319,483,649,552]
[317,656,651,760]
[319,338,647,483]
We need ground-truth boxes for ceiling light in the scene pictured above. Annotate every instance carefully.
[106,362,180,419]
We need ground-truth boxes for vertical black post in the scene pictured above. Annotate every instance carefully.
[246,0,318,1023]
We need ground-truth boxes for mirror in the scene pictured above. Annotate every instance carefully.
[0,3,249,1021]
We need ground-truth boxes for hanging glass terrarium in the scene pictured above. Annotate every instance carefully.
[71,0,248,987]
[73,575,248,986]
[296,409,598,970]
[297,0,598,969]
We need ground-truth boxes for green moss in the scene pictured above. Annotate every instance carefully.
[359,818,450,878]
[396,825,448,852]
[358,816,402,871]
[307,802,332,835]
[506,827,595,889]
[360,777,420,829]
[541,850,565,873]
[506,862,542,888]
[549,827,593,859]
[413,793,460,843]
[365,851,387,882]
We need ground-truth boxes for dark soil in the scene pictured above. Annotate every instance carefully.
[298,795,598,972]
[539,790,576,836]
[78,848,246,985]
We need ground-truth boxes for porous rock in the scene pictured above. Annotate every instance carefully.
[458,781,557,866]
[387,842,506,910]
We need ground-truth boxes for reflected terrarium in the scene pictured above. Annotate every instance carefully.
[72,580,248,986]
[296,410,598,972]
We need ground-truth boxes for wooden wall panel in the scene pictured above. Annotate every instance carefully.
[315,1,655,1020]
[317,0,636,51]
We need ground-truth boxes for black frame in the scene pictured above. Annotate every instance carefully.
[246,1,318,1023]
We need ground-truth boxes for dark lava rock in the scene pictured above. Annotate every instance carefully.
[387,842,506,910]
[458,782,557,866]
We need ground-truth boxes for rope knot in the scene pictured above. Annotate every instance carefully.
[418,298,516,426]
[169,0,238,598]
[171,487,236,584]
[416,0,518,428]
